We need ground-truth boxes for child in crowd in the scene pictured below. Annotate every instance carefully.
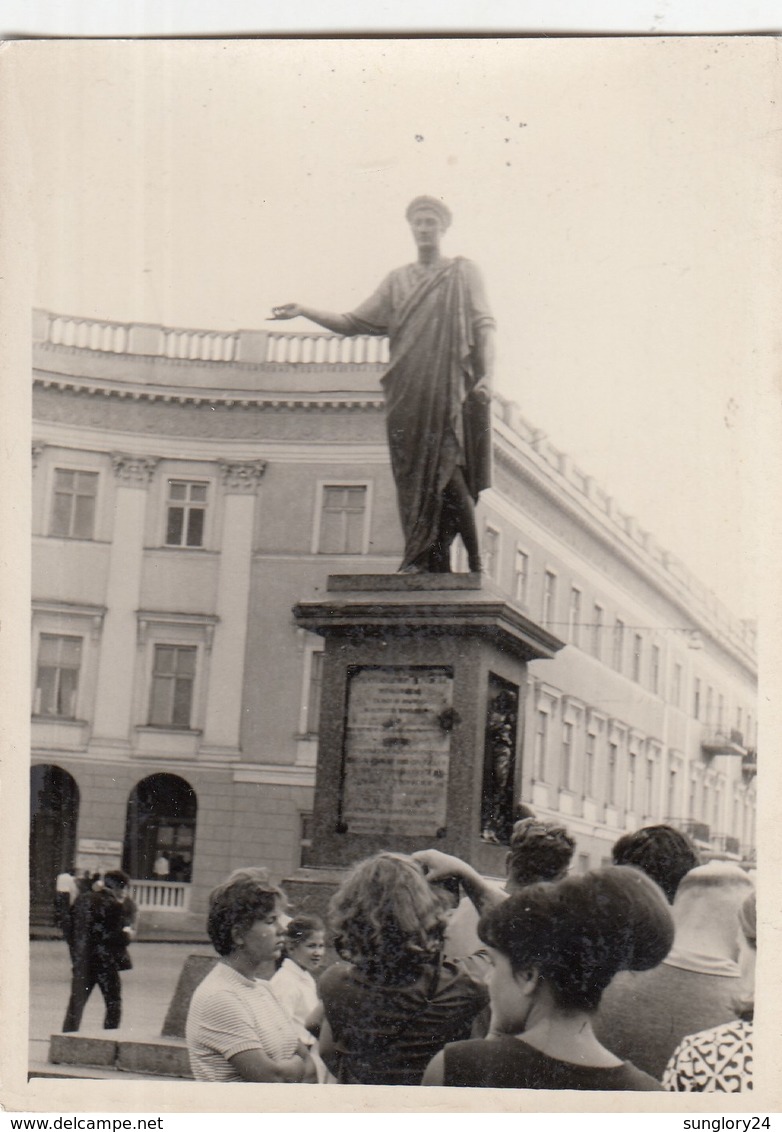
[270,915,328,1082]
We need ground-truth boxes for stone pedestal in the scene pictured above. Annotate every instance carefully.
[292,574,563,878]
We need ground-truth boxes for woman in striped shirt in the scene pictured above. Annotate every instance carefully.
[186,869,317,1083]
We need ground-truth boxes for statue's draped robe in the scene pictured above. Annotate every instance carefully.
[345,257,495,570]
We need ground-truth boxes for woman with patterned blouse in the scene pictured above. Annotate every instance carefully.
[663,889,755,1093]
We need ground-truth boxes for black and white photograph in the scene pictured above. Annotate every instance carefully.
[1,31,778,1114]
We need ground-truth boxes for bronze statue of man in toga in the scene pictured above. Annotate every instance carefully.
[273,196,495,574]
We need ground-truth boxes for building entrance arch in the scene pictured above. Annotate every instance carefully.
[30,764,79,924]
[122,773,197,883]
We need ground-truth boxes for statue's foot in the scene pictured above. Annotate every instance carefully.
[398,563,426,575]
[468,556,483,574]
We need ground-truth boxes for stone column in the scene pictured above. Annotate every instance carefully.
[201,459,266,757]
[91,454,158,746]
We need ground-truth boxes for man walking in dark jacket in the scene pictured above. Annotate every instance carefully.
[62,869,133,1032]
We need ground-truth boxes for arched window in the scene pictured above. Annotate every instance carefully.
[122,773,197,883]
[30,764,79,923]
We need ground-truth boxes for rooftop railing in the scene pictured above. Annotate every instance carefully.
[32,308,757,663]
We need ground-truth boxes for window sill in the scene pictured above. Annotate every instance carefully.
[144,546,219,556]
[138,726,203,735]
[38,535,109,545]
[134,727,201,759]
[32,715,86,726]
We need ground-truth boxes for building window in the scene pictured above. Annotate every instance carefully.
[632,633,643,683]
[149,645,197,729]
[166,481,207,548]
[568,587,582,647]
[591,604,604,660]
[542,571,557,628]
[607,742,618,806]
[35,634,82,718]
[705,686,713,726]
[584,731,596,797]
[612,618,625,672]
[513,549,529,605]
[745,712,753,747]
[667,767,678,816]
[305,650,325,736]
[318,485,367,554]
[49,469,98,539]
[626,752,637,812]
[299,812,315,868]
[561,721,573,791]
[693,677,701,720]
[672,662,683,708]
[687,776,697,819]
[644,757,655,816]
[736,705,743,734]
[483,526,501,582]
[650,645,660,695]
[534,710,549,780]
[717,693,724,729]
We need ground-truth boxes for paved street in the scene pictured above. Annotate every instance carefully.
[29,938,214,1071]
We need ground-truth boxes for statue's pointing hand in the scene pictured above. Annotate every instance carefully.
[270,303,303,320]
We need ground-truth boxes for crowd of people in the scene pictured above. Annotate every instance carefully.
[182,819,757,1092]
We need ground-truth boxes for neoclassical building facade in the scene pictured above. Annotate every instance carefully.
[30,309,757,925]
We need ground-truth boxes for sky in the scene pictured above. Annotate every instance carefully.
[11,36,775,617]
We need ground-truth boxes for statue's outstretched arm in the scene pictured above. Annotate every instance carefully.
[270,304,354,336]
[472,322,495,404]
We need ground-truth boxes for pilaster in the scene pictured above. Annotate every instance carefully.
[202,460,266,755]
[91,454,158,743]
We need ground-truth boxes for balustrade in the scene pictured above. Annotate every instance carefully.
[130,879,190,911]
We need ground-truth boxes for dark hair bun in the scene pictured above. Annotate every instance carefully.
[479,865,673,1012]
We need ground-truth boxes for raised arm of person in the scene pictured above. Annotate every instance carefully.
[270,304,355,336]
[412,849,505,918]
[229,1041,316,1084]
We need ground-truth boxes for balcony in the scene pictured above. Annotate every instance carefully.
[742,748,757,780]
[711,833,741,857]
[700,727,746,758]
[666,817,711,844]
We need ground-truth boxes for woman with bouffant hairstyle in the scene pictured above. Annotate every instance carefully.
[318,852,489,1085]
[186,868,316,1083]
[423,866,674,1089]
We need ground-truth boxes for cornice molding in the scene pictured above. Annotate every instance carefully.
[34,371,385,411]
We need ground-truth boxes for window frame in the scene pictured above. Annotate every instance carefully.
[148,643,198,730]
[513,545,530,606]
[163,478,210,549]
[568,586,583,647]
[612,617,625,673]
[482,523,502,583]
[298,640,326,738]
[34,632,84,720]
[541,569,558,629]
[48,465,100,541]
[312,480,372,556]
[591,602,604,661]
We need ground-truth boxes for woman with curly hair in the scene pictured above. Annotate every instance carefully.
[422,866,674,1089]
[318,852,493,1085]
[186,868,317,1083]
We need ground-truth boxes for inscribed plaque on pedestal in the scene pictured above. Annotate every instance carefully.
[340,665,454,837]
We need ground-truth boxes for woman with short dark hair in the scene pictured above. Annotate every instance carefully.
[423,866,674,1089]
[318,852,489,1085]
[186,868,316,1083]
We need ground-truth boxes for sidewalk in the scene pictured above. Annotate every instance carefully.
[29,938,214,1078]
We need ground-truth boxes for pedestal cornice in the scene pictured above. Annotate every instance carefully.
[293,576,564,664]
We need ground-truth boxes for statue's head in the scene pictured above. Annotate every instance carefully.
[406,196,451,249]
